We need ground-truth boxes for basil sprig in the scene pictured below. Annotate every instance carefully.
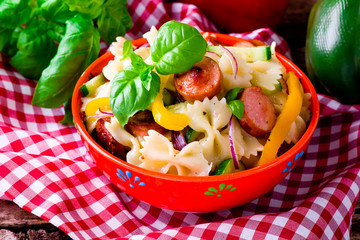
[0,0,132,124]
[110,21,207,127]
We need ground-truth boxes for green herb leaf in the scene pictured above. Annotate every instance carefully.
[47,22,66,44]
[225,88,244,102]
[63,0,105,19]
[85,28,100,67]
[59,98,73,124]
[32,14,98,108]
[0,28,13,51]
[121,39,132,60]
[227,100,244,120]
[110,66,160,126]
[151,20,207,75]
[10,20,57,79]
[0,0,32,29]
[40,0,76,23]
[122,39,153,72]
[97,0,132,44]
[1,27,23,57]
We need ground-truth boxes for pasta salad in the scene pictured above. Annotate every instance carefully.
[80,21,311,176]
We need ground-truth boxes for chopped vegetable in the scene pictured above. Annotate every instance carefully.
[152,94,190,131]
[162,88,176,106]
[219,45,238,80]
[228,116,241,169]
[79,73,106,97]
[257,72,303,166]
[227,100,244,120]
[171,131,187,151]
[185,128,201,143]
[225,88,244,121]
[251,76,282,95]
[85,97,111,126]
[225,88,243,102]
[207,45,271,62]
[213,159,232,175]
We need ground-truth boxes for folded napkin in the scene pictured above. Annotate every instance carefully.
[1,0,359,239]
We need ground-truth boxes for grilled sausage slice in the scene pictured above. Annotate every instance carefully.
[174,56,222,102]
[239,86,277,137]
[125,110,168,137]
[93,117,128,160]
[204,35,228,46]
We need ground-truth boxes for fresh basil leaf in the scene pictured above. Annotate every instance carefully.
[32,14,97,108]
[2,27,23,57]
[121,39,132,60]
[47,22,66,44]
[39,0,75,23]
[85,28,100,67]
[63,0,105,19]
[0,0,32,29]
[129,51,152,72]
[97,0,132,44]
[228,100,244,120]
[121,39,153,72]
[10,48,56,80]
[151,20,207,75]
[15,20,54,55]
[9,20,57,79]
[0,28,13,51]
[225,88,243,102]
[110,66,160,126]
[59,98,73,124]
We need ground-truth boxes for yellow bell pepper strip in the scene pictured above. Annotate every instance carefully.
[84,97,111,126]
[257,71,303,166]
[152,93,190,131]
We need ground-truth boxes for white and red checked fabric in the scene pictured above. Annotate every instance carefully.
[1,1,359,240]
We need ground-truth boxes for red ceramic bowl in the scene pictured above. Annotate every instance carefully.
[72,33,320,212]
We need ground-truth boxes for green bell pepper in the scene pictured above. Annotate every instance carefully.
[305,0,360,104]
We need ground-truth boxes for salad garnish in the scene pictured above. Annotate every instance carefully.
[110,21,207,127]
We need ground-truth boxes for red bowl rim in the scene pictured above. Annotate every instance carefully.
[72,32,320,183]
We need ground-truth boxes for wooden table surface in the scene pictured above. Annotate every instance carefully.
[1,0,359,239]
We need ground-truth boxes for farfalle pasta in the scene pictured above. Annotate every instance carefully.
[79,22,312,176]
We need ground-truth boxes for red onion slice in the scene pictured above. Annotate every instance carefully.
[172,131,187,151]
[86,114,112,120]
[86,108,113,120]
[228,115,240,169]
[219,45,238,80]
[206,50,221,58]
[99,109,114,116]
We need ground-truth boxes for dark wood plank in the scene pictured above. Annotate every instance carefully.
[351,198,360,239]
[0,200,70,240]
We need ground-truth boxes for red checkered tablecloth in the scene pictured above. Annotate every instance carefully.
[1,1,360,239]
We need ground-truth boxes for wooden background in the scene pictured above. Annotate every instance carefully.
[1,0,359,239]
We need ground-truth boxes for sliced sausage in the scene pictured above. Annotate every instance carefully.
[239,86,277,137]
[125,110,168,137]
[174,56,222,102]
[248,39,267,46]
[233,39,256,47]
[204,35,228,46]
[92,117,128,160]
[233,39,267,47]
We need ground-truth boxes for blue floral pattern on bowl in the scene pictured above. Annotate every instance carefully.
[116,169,145,188]
[282,150,304,173]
